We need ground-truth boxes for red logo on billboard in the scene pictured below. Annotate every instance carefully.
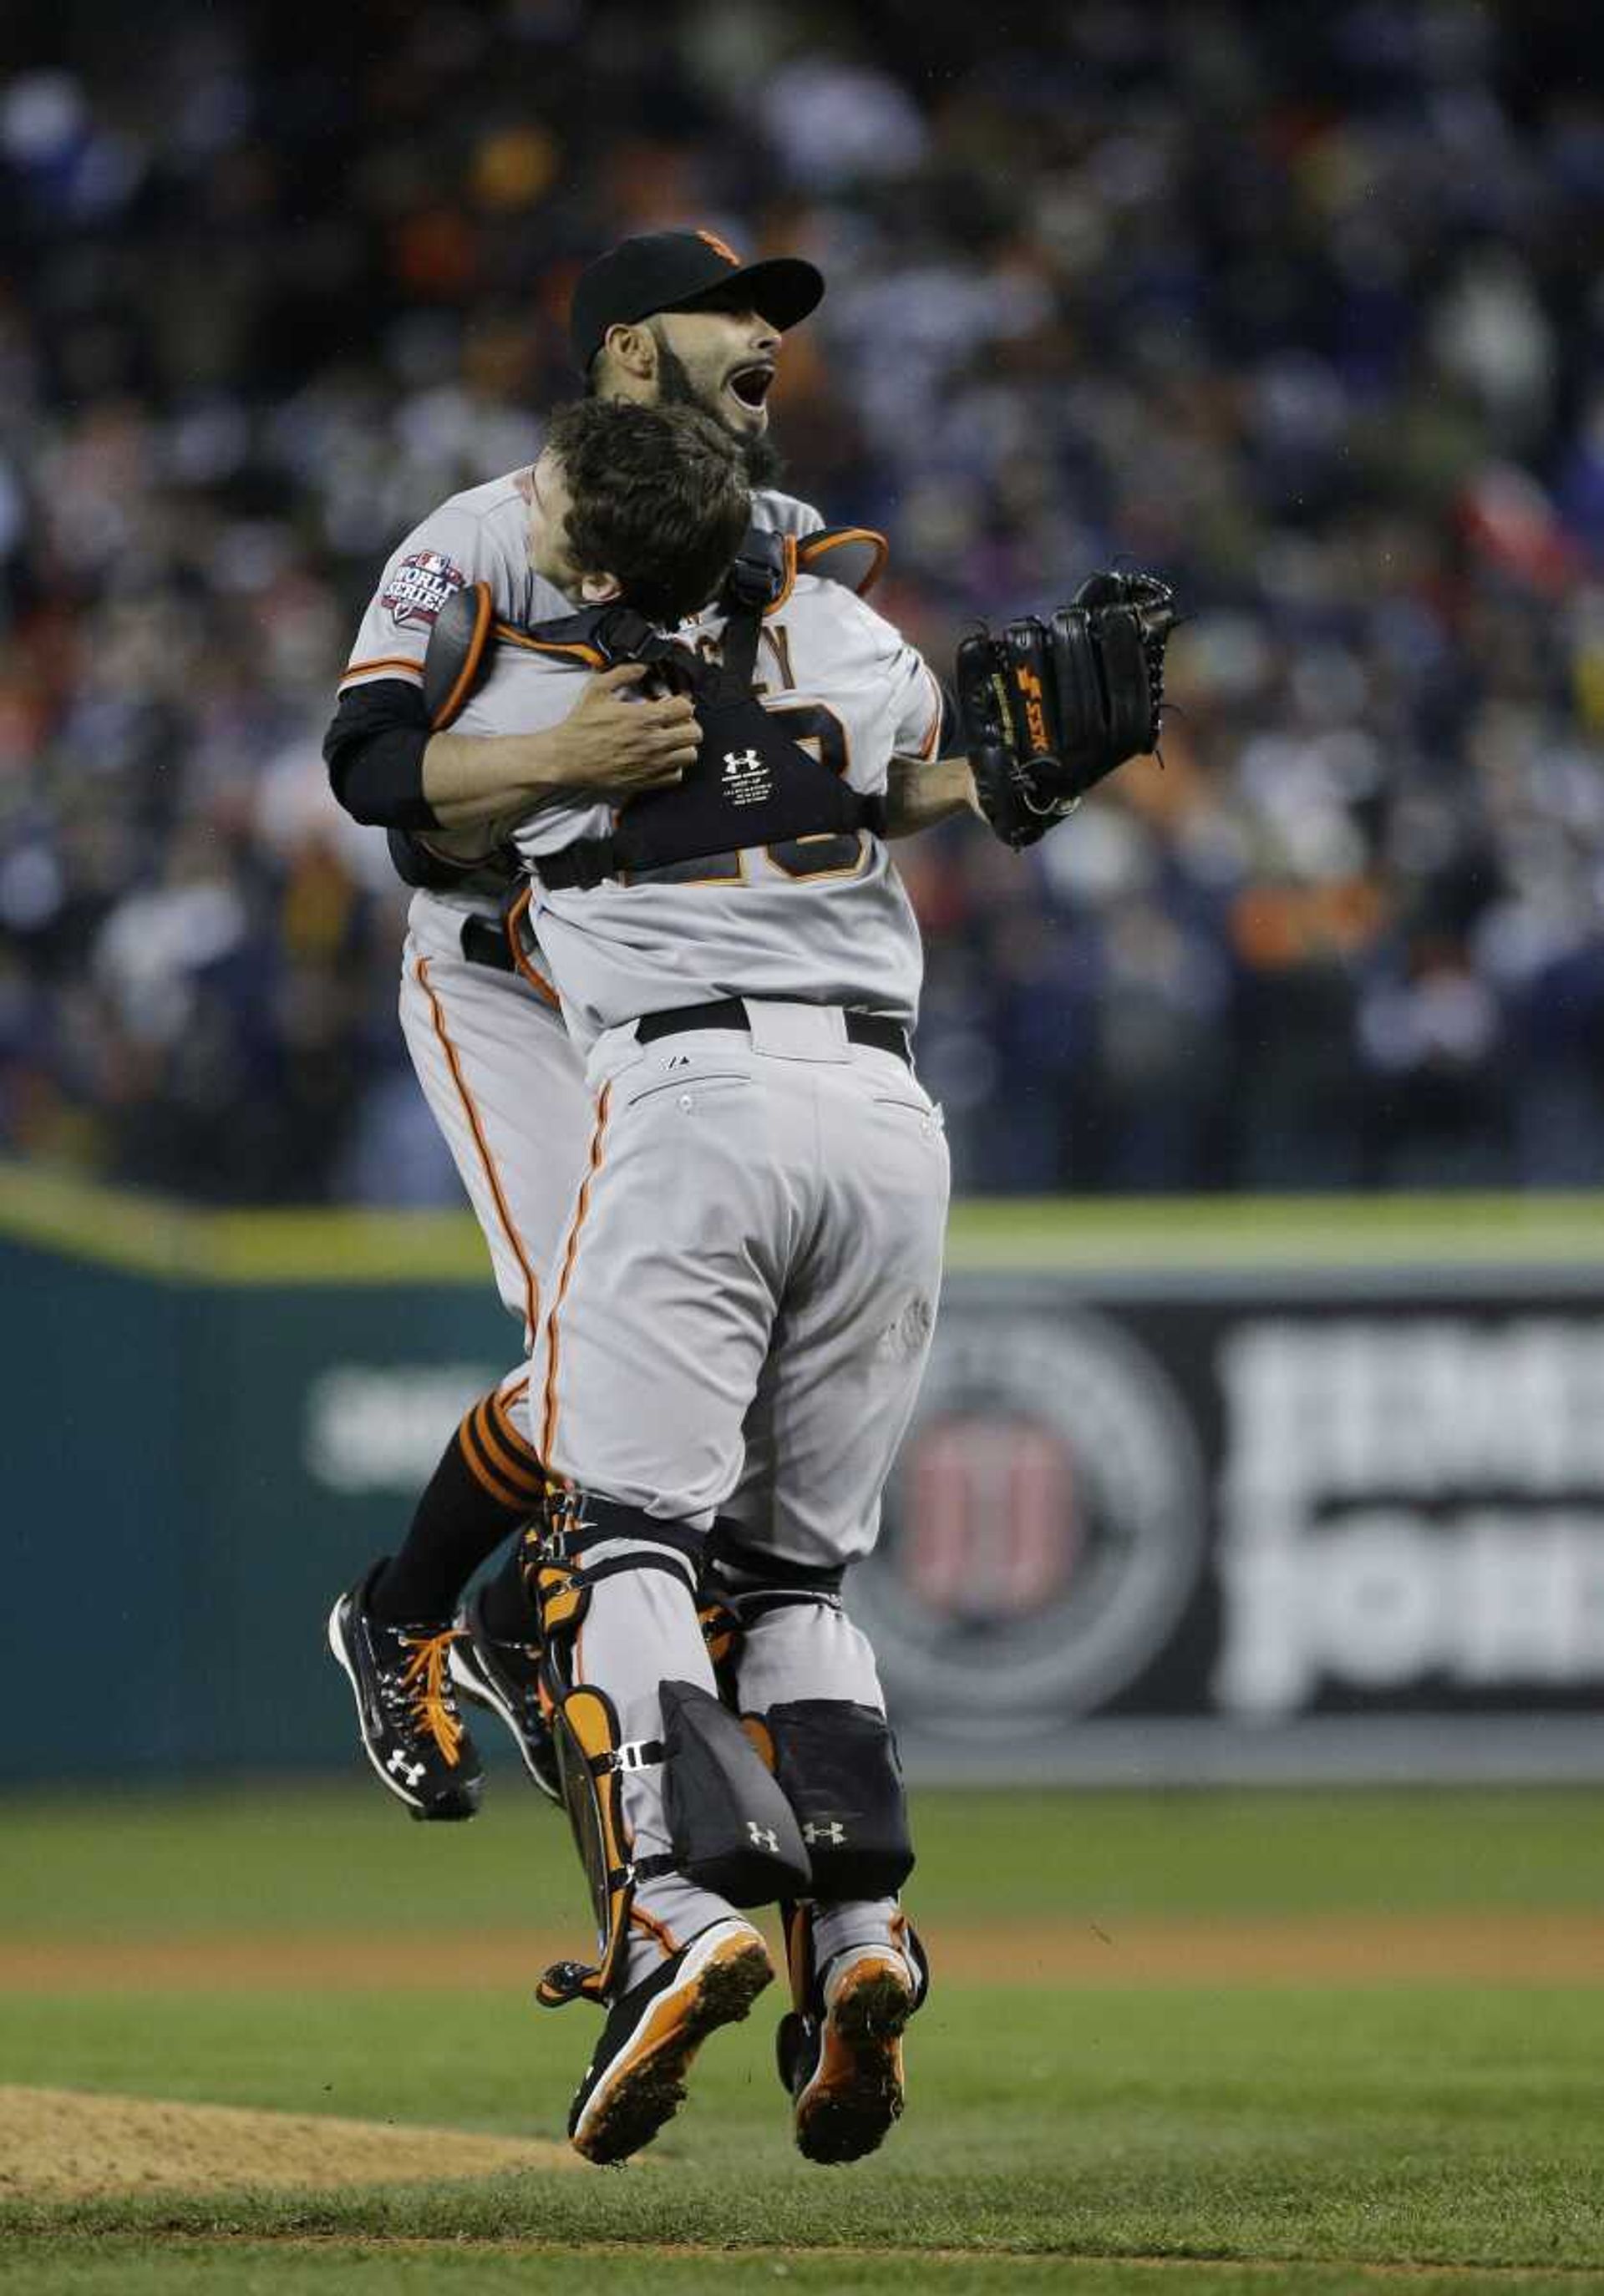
[858,1309,1206,1721]
[901,1413,1079,1620]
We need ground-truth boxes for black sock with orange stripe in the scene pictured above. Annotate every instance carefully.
[368,1385,546,1626]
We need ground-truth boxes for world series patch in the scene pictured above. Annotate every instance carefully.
[383,550,467,631]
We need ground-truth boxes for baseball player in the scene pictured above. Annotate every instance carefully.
[323,232,972,1823]
[417,396,1173,2167]
[419,393,946,2167]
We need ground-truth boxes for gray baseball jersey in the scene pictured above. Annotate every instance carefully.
[346,469,825,1346]
[446,566,945,1047]
[340,467,825,930]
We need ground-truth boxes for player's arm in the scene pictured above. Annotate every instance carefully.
[327,505,495,830]
[877,647,976,838]
[423,669,698,828]
[327,668,698,832]
[885,749,979,838]
[327,503,698,833]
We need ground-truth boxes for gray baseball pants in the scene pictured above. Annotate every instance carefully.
[531,1003,948,1983]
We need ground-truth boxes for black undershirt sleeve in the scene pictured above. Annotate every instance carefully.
[323,679,439,831]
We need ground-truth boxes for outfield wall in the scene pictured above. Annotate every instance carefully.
[5,1163,1602,1786]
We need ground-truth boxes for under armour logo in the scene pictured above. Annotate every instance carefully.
[388,1750,425,1787]
[804,1820,847,1846]
[723,748,761,776]
[747,1821,779,1854]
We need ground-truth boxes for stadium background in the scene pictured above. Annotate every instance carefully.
[3,0,1600,1788]
[5,7,1604,2286]
[0,0,1590,1772]
[4,0,1601,1206]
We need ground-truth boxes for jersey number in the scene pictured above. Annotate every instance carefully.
[762,705,863,879]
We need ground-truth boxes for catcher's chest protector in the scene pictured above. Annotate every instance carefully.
[615,667,871,877]
[510,554,883,887]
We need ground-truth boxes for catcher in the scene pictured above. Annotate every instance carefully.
[405,394,1175,2164]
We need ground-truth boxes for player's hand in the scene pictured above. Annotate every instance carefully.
[557,664,701,793]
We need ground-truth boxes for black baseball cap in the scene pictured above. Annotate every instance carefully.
[569,229,825,374]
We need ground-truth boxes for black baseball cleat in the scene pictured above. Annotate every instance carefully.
[327,1562,484,1822]
[568,1918,774,2166]
[777,1931,928,2166]
[447,1584,561,1803]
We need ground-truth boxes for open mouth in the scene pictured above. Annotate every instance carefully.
[726,362,776,413]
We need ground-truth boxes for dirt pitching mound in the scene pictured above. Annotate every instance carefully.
[0,2086,576,2200]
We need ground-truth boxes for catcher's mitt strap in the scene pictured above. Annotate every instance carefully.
[424,580,495,730]
[954,630,1031,846]
[796,525,888,596]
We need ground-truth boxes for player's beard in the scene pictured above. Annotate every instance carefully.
[655,337,784,489]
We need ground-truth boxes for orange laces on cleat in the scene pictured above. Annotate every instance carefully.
[399,1630,465,1766]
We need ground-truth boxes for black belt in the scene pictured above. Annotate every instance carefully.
[460,915,515,973]
[636,998,911,1067]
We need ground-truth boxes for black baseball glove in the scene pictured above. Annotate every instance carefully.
[955,571,1176,850]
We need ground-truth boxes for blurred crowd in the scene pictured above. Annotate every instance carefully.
[3,0,1601,1202]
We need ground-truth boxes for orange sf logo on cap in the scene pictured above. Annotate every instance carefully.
[696,228,741,266]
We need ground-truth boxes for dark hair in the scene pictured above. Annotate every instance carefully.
[544,398,750,625]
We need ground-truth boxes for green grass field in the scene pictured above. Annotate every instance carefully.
[4,1782,1603,2293]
